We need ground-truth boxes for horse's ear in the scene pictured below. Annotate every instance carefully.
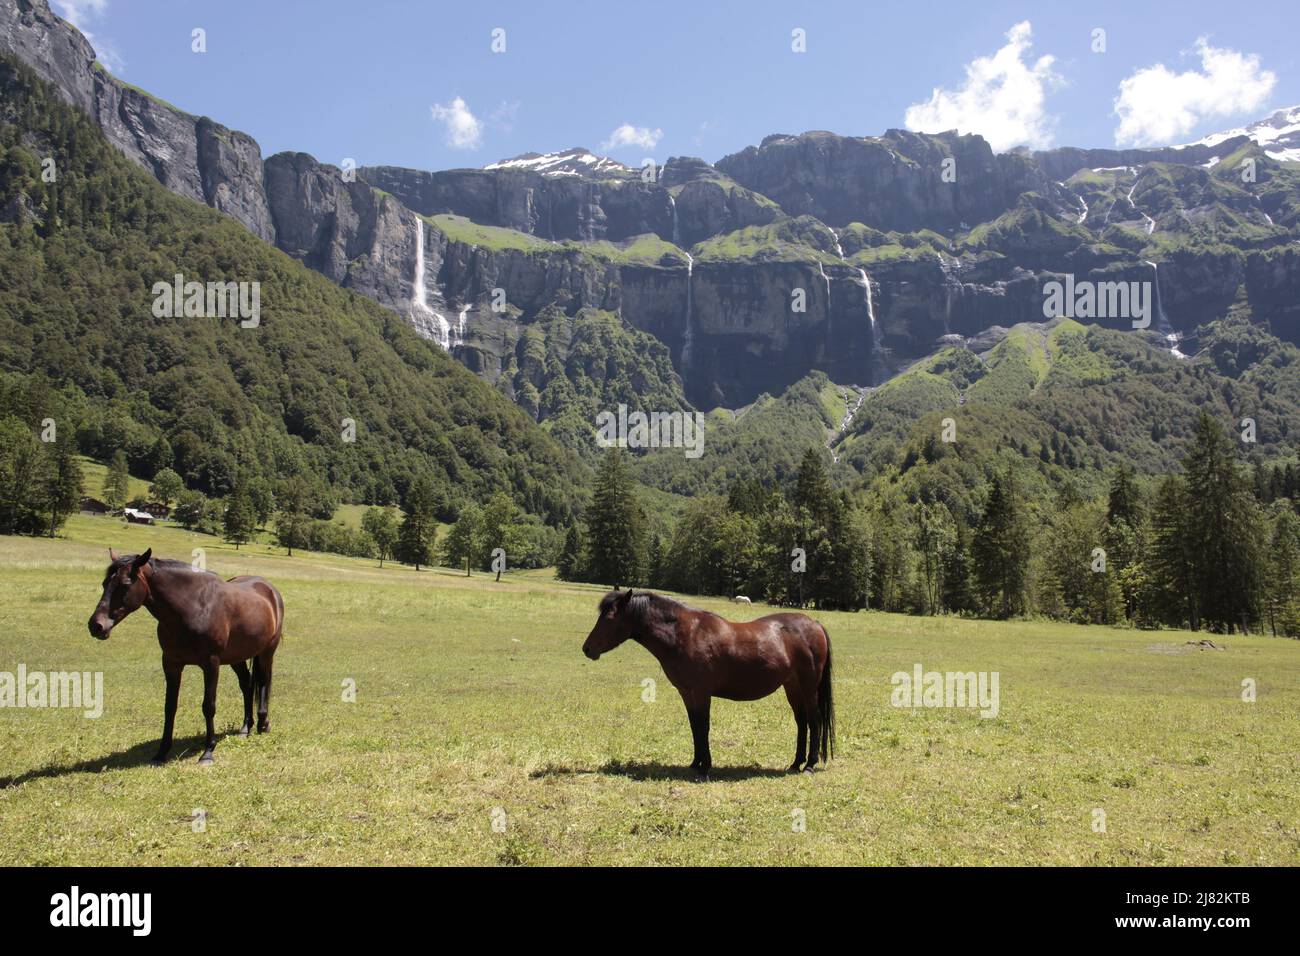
[132,549,152,572]
[617,588,633,608]
[108,548,117,561]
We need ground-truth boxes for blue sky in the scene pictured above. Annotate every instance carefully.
[54,0,1300,171]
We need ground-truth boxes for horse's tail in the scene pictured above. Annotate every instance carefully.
[818,624,835,762]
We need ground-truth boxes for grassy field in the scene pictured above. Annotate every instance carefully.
[1,516,1297,866]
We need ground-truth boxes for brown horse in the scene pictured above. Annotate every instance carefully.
[88,549,284,765]
[583,588,834,776]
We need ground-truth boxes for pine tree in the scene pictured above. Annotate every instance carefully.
[1106,465,1142,529]
[792,448,835,526]
[972,471,1031,618]
[102,449,129,511]
[223,473,255,549]
[44,428,82,537]
[1181,411,1265,632]
[557,525,584,582]
[940,519,975,614]
[1150,474,1197,628]
[645,532,664,589]
[1265,507,1300,637]
[586,448,643,586]
[396,475,438,571]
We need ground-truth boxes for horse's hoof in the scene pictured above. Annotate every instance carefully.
[802,765,816,775]
[237,726,251,737]
[198,753,215,766]
[788,762,804,774]
[149,755,168,767]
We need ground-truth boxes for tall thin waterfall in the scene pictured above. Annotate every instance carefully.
[1144,259,1185,356]
[859,268,880,350]
[669,193,681,247]
[411,217,451,350]
[680,251,695,367]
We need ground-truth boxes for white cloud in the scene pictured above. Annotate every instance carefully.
[600,123,663,151]
[51,0,124,73]
[430,97,484,150]
[903,21,1061,152]
[50,0,107,29]
[1113,39,1276,146]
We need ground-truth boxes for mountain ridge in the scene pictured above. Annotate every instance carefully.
[3,0,1299,443]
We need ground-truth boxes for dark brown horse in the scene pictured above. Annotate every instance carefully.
[583,588,834,776]
[88,549,284,765]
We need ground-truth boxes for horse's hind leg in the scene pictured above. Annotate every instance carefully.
[784,684,808,773]
[800,684,821,774]
[253,650,275,734]
[231,661,254,736]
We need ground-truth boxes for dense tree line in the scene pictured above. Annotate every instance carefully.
[562,422,1300,636]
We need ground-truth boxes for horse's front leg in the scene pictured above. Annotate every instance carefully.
[680,690,712,778]
[198,657,220,764]
[152,658,183,765]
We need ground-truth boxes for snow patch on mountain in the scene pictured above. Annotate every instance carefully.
[484,148,631,178]
[1184,106,1300,162]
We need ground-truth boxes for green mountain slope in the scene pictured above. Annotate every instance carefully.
[0,55,585,522]
[834,314,1300,509]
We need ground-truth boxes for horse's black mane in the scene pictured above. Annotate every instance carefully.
[599,589,697,627]
[105,555,214,577]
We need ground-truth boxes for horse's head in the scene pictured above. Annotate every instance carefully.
[88,549,152,640]
[583,588,637,660]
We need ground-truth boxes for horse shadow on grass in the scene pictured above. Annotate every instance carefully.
[0,732,227,789]
[530,759,792,782]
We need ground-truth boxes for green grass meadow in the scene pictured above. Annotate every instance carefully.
[0,516,1297,865]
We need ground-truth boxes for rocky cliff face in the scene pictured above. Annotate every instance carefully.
[0,0,275,242]
[4,0,1297,419]
[360,163,677,242]
[715,129,1052,233]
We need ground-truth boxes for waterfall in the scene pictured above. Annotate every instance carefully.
[411,216,451,350]
[680,252,695,367]
[1057,182,1088,223]
[859,268,880,350]
[1127,178,1155,234]
[1144,259,1184,357]
[455,308,468,347]
[817,260,831,300]
[669,193,681,247]
[829,227,845,260]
